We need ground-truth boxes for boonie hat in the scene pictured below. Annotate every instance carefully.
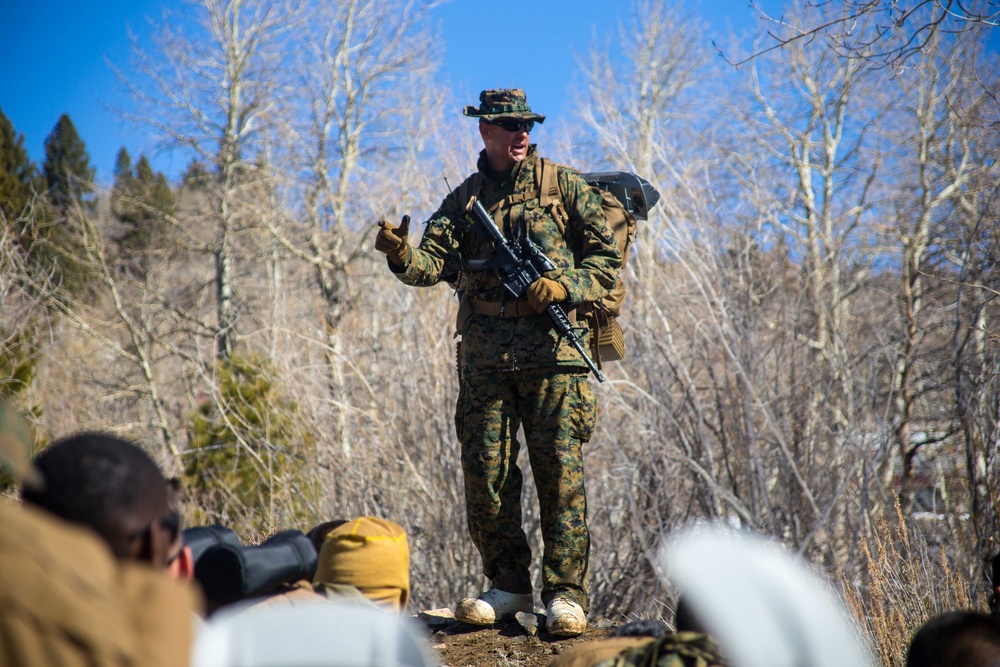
[463,88,545,123]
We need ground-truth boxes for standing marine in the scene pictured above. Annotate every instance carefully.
[374,88,621,637]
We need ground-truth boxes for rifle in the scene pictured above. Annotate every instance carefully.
[464,198,606,383]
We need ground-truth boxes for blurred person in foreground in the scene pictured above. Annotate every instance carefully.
[660,524,874,667]
[0,419,198,667]
[905,611,1000,667]
[192,597,436,667]
[374,87,621,637]
[21,431,182,569]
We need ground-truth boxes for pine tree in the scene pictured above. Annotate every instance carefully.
[150,173,174,216]
[111,147,137,224]
[0,106,41,222]
[111,148,176,276]
[42,114,94,212]
[184,354,317,534]
[6,114,96,299]
[113,147,135,194]
[181,159,211,190]
[0,108,46,416]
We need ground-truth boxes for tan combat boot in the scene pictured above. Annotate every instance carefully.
[454,588,533,626]
[546,597,586,637]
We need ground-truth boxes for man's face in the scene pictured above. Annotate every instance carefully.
[125,484,180,569]
[480,118,533,171]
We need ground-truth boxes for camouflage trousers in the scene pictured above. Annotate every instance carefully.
[455,367,597,611]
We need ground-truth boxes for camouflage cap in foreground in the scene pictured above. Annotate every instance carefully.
[0,402,42,489]
[463,88,546,123]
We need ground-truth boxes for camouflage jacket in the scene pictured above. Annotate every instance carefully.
[392,146,622,376]
[595,632,729,667]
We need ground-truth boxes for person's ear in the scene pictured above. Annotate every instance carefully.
[169,545,195,582]
[479,120,491,142]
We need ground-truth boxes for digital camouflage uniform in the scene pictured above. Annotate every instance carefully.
[594,633,729,667]
[389,145,621,611]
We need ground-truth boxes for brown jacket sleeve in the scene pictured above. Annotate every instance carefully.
[0,500,200,667]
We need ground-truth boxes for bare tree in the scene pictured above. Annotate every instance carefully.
[934,70,1000,570]
[263,0,441,455]
[571,0,713,274]
[125,0,296,359]
[723,0,999,68]
[689,3,887,561]
[874,32,991,506]
[53,204,181,461]
[0,200,57,402]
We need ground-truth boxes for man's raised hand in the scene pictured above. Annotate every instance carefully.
[375,215,412,266]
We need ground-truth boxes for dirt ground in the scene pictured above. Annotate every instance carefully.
[416,609,615,667]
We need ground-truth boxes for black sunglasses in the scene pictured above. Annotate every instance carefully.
[129,509,182,546]
[489,118,534,133]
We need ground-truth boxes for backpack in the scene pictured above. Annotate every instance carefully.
[457,157,659,367]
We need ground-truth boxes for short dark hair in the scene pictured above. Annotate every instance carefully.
[21,432,167,558]
[906,611,1000,667]
[306,519,350,553]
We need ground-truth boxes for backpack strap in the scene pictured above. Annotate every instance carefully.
[458,171,533,217]
[457,172,483,212]
[536,157,569,237]
[453,172,483,339]
[489,192,531,213]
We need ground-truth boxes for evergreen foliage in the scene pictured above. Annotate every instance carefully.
[110,147,176,275]
[182,355,317,534]
[0,330,43,493]
[0,330,40,401]
[1,109,93,303]
[0,108,45,468]
[113,147,135,194]
[41,114,95,212]
[181,159,211,190]
[0,106,41,222]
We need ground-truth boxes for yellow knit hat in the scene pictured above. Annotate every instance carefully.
[314,517,410,611]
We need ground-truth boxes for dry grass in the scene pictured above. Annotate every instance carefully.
[840,501,981,667]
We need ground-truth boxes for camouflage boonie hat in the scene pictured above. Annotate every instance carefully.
[0,402,42,489]
[463,88,546,123]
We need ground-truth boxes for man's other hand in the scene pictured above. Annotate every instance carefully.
[527,277,568,313]
[375,215,412,266]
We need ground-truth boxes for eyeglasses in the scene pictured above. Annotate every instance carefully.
[129,509,182,546]
[488,118,534,133]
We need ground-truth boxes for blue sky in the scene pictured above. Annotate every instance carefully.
[0,1,768,185]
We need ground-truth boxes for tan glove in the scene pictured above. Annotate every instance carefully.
[375,215,411,266]
[526,277,568,313]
